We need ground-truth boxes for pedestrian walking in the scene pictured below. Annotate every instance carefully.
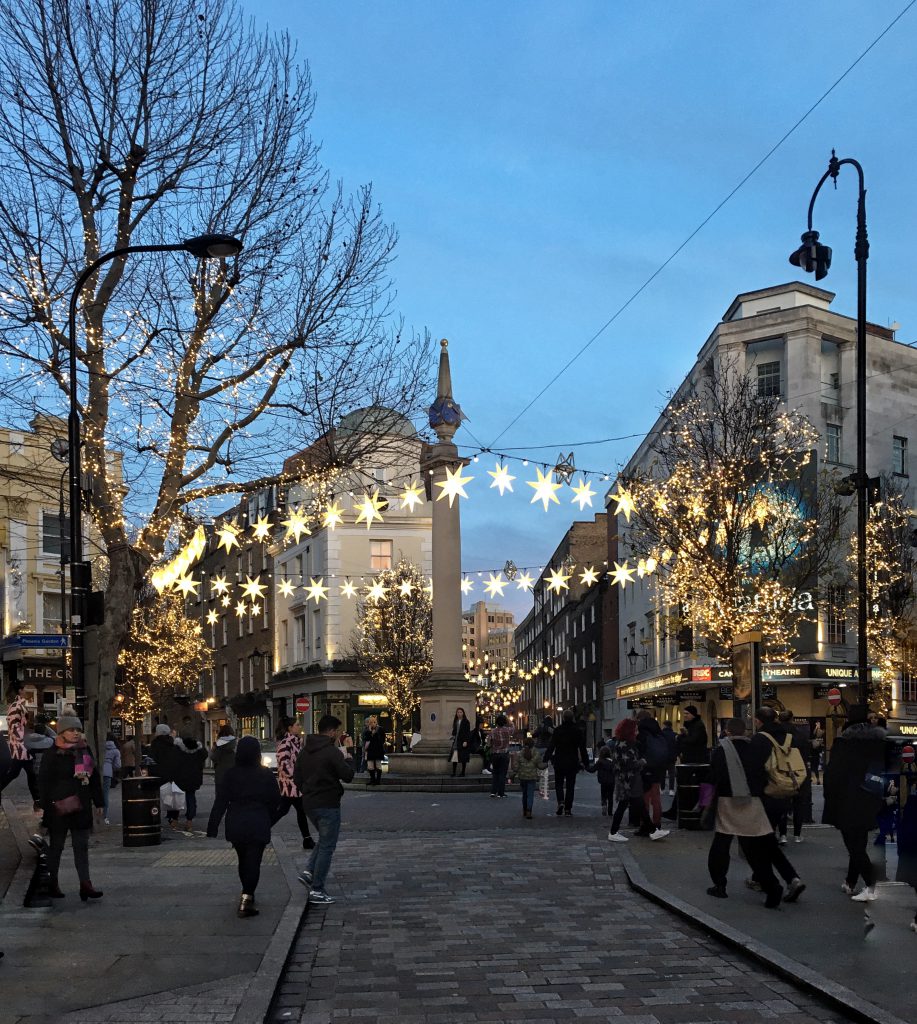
[636,711,670,835]
[810,722,825,784]
[362,716,386,786]
[510,737,541,818]
[38,716,104,902]
[663,705,708,822]
[209,724,236,791]
[593,745,615,815]
[1,682,41,810]
[543,709,590,815]
[449,707,472,777]
[776,710,811,843]
[533,715,554,758]
[172,734,207,832]
[119,735,137,779]
[294,714,355,905]
[273,717,314,849]
[101,733,121,825]
[150,723,176,781]
[823,704,886,902]
[606,718,662,841]
[488,714,513,798]
[206,735,281,918]
[706,718,787,908]
[661,720,678,796]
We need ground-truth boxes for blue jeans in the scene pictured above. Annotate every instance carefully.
[520,780,536,812]
[102,776,112,818]
[490,753,510,796]
[306,807,341,892]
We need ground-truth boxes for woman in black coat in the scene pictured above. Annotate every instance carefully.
[450,707,472,777]
[207,736,281,917]
[38,716,104,901]
[823,705,886,901]
[171,734,208,831]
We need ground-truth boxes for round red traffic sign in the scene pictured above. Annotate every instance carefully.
[826,687,842,707]
[295,696,311,714]
[902,745,915,765]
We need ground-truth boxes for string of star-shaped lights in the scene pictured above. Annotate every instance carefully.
[277,578,296,598]
[322,501,345,531]
[515,571,535,592]
[174,573,200,597]
[397,578,414,597]
[543,567,572,593]
[339,580,359,599]
[354,490,386,529]
[250,515,273,542]
[304,577,329,604]
[609,561,637,588]
[483,572,507,598]
[399,481,425,512]
[527,467,562,511]
[281,506,311,543]
[210,574,230,597]
[579,565,601,587]
[435,463,473,506]
[206,609,219,625]
[571,477,596,510]
[611,482,637,522]
[241,575,267,603]
[234,600,248,618]
[487,462,515,495]
[216,520,242,553]
[365,579,388,603]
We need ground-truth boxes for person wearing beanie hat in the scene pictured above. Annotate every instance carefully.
[824,704,887,902]
[154,723,172,736]
[38,716,104,901]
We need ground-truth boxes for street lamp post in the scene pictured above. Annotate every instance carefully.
[789,151,869,707]
[67,234,242,713]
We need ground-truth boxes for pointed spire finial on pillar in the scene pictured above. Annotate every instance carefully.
[428,338,464,442]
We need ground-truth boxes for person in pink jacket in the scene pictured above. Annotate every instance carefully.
[272,717,314,849]
[1,682,41,811]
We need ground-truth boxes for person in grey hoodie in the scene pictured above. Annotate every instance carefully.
[293,715,354,906]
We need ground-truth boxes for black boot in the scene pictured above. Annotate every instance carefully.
[460,764,466,777]
[452,763,457,777]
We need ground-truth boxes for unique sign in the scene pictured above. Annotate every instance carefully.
[295,696,311,713]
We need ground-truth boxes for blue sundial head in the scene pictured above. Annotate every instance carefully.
[428,396,464,429]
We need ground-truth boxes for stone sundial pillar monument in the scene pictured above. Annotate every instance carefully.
[390,339,478,776]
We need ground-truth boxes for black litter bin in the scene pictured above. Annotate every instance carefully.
[676,763,712,830]
[122,775,162,847]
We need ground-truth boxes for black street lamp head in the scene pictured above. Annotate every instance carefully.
[788,229,832,281]
[181,233,243,259]
[627,646,639,670]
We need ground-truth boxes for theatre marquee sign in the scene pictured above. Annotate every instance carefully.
[617,662,860,699]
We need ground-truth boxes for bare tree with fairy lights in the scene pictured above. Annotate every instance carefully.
[355,560,431,748]
[0,0,431,748]
[625,365,846,662]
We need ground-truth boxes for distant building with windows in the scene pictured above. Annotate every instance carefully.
[462,601,516,672]
[605,282,917,739]
[0,414,112,716]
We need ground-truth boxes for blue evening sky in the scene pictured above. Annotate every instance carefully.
[244,1,917,618]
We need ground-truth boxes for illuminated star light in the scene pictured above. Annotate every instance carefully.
[206,610,219,625]
[304,577,329,604]
[487,462,516,496]
[340,580,358,599]
[460,577,474,594]
[250,515,273,542]
[210,574,230,597]
[400,481,425,512]
[322,501,345,531]
[579,565,600,587]
[398,579,414,597]
[366,579,388,603]
[612,483,637,522]
[174,573,200,597]
[250,603,261,616]
[277,578,296,598]
[527,467,562,511]
[484,572,507,598]
[515,572,535,592]
[234,601,248,618]
[435,464,474,507]
[216,521,241,553]
[571,477,596,511]
[281,507,311,544]
[354,490,386,529]
[610,560,636,588]
[241,575,267,602]
[221,596,231,608]
[544,568,572,593]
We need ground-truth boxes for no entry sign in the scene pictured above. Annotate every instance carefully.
[295,696,311,714]
[902,745,915,765]
[826,687,843,707]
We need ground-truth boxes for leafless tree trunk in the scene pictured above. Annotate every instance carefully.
[0,0,432,751]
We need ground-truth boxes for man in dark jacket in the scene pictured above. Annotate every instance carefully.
[149,724,176,782]
[635,711,670,838]
[748,707,805,896]
[293,715,354,905]
[543,710,589,816]
[823,704,886,901]
[662,706,708,822]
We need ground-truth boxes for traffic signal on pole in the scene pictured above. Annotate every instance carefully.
[789,230,832,281]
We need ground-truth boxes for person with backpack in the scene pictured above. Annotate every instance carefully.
[776,710,812,843]
[748,707,806,898]
[823,704,887,902]
[635,711,671,837]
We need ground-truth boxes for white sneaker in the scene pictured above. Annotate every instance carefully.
[778,835,788,845]
[607,832,629,843]
[104,818,110,825]
[841,883,855,895]
[649,828,670,841]
[851,889,878,902]
[794,836,803,844]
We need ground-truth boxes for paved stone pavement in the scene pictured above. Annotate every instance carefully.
[269,823,852,1024]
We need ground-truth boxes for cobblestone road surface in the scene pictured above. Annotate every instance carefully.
[269,824,850,1024]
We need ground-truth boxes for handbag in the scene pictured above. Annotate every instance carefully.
[52,793,82,816]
